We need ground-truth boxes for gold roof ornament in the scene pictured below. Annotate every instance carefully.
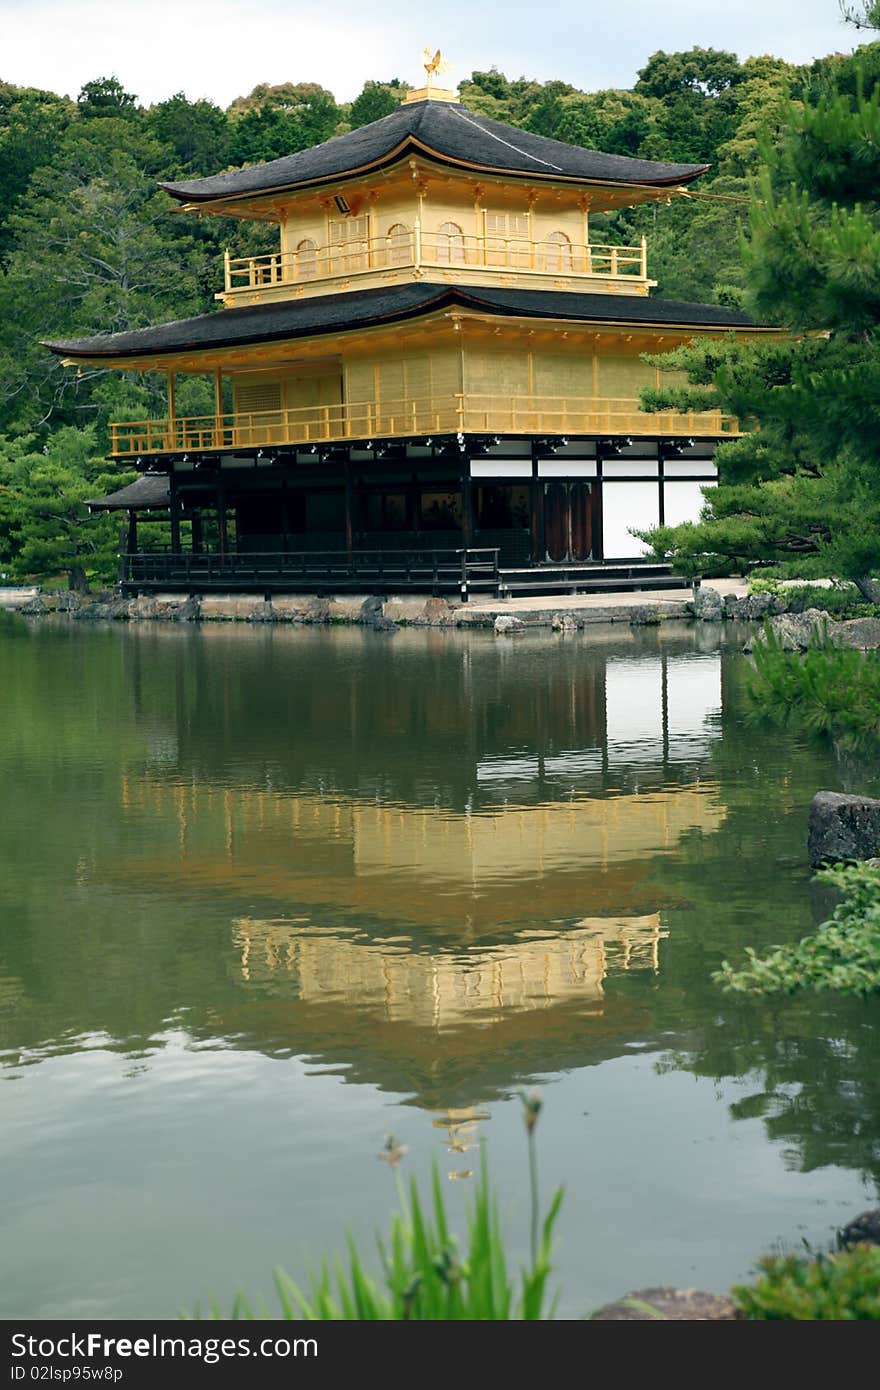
[402,46,459,105]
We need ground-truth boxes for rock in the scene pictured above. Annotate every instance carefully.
[744,608,832,653]
[73,601,114,621]
[840,1209,880,1248]
[357,595,385,624]
[551,612,578,633]
[54,592,82,614]
[591,1288,737,1321]
[420,596,457,626]
[494,615,527,636]
[299,597,331,624]
[808,790,880,867]
[170,595,200,622]
[18,596,49,616]
[692,587,724,622]
[834,616,880,650]
[628,605,661,627]
[246,600,274,624]
[368,615,399,633]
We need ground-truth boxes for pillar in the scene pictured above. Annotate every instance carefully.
[461,467,474,548]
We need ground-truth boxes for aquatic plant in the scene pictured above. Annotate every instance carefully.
[191,1093,563,1320]
[734,1245,880,1319]
[715,861,880,997]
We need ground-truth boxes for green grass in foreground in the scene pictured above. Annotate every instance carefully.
[189,1094,563,1320]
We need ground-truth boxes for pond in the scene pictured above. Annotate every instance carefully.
[1,615,879,1319]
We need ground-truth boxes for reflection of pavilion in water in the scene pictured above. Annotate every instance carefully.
[106,640,726,1108]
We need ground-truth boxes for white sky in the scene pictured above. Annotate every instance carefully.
[0,0,862,107]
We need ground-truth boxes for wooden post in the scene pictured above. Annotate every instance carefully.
[169,489,182,556]
[214,369,224,446]
[127,510,138,556]
[343,458,354,558]
[167,370,176,451]
[191,510,202,555]
[640,236,647,279]
[461,468,474,547]
[531,475,545,563]
[217,483,228,561]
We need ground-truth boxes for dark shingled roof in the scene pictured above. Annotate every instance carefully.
[160,99,708,203]
[45,283,759,361]
[87,473,170,510]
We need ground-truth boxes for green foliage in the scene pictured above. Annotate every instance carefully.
[77,76,137,120]
[716,861,880,997]
[145,93,230,175]
[349,80,405,129]
[747,574,785,597]
[227,84,343,164]
[744,624,880,741]
[192,1117,563,1320]
[0,425,131,589]
[638,48,880,595]
[734,1244,880,1318]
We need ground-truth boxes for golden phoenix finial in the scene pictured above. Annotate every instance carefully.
[423,48,451,85]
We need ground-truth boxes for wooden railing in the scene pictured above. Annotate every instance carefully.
[110,393,736,457]
[223,229,648,292]
[122,547,502,599]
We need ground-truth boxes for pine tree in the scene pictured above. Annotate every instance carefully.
[640,42,880,602]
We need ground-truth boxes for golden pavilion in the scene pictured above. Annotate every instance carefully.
[46,55,772,598]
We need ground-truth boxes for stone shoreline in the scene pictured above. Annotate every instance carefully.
[0,582,782,631]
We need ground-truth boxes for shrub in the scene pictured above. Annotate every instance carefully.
[734,1245,880,1319]
[715,861,880,997]
[745,625,880,743]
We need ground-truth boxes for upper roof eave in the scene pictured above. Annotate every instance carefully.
[159,100,709,207]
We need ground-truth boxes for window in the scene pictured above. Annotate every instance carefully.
[386,223,411,266]
[296,238,318,280]
[544,230,573,274]
[329,214,370,272]
[484,211,529,267]
[434,221,466,265]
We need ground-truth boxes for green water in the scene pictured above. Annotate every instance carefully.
[1,614,878,1319]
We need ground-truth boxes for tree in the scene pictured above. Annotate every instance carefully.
[0,117,208,438]
[226,83,342,163]
[77,76,138,120]
[638,47,880,602]
[0,426,131,590]
[349,80,404,128]
[145,93,229,174]
[0,83,72,262]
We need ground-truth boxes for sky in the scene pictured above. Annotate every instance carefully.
[0,0,864,107]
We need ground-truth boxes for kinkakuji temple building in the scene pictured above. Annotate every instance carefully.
[46,58,772,598]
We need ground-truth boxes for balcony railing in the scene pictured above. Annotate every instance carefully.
[223,229,648,293]
[122,547,502,598]
[110,392,736,457]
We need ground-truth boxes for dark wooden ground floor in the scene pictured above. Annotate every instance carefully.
[101,435,717,596]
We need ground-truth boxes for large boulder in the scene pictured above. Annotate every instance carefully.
[18,596,49,616]
[744,608,832,652]
[691,587,724,622]
[834,616,880,650]
[591,1288,736,1321]
[494,615,527,636]
[808,791,880,867]
[552,612,578,634]
[628,605,661,627]
[840,1209,880,1249]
